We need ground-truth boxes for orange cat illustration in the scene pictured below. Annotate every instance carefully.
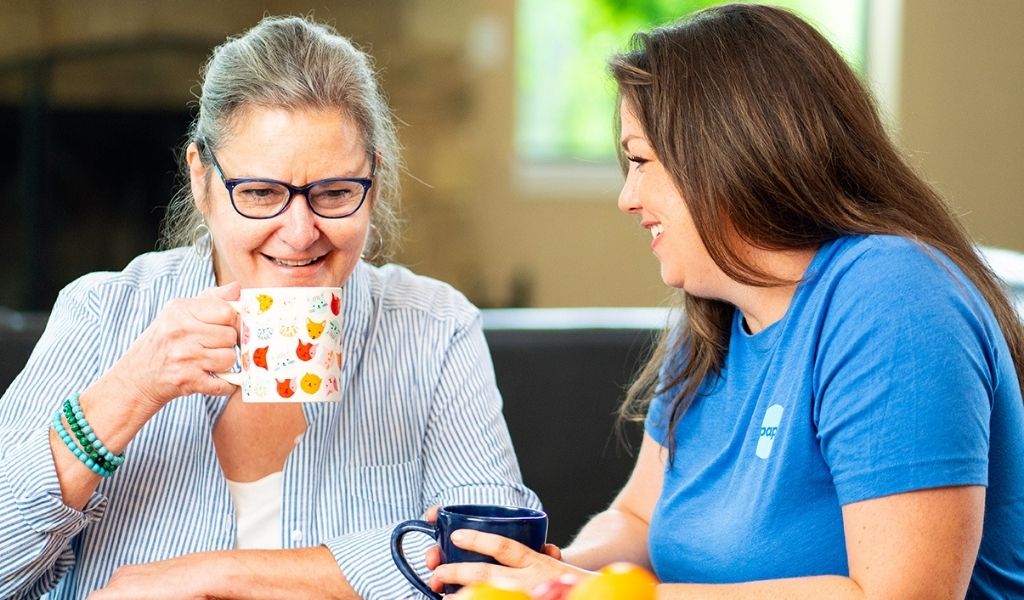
[276,378,296,398]
[296,339,316,361]
[252,346,269,369]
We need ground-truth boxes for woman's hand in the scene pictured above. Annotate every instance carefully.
[423,505,589,593]
[105,282,241,416]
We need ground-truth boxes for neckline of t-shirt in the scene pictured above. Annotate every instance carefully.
[732,238,839,352]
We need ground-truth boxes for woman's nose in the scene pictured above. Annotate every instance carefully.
[618,174,641,215]
[278,194,320,248]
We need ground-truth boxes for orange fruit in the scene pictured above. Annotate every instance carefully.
[455,580,532,600]
[565,562,657,600]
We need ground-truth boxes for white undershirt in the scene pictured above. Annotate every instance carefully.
[226,471,285,550]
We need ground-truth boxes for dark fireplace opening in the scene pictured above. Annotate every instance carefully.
[2,105,192,311]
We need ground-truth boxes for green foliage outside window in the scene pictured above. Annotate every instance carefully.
[517,0,867,163]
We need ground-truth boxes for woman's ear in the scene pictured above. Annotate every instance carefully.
[186,141,209,209]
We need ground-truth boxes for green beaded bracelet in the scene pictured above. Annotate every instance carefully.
[62,407,118,473]
[52,411,112,477]
[51,394,125,478]
[66,394,125,467]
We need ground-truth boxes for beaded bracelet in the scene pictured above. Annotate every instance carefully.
[62,404,118,473]
[66,394,125,468]
[52,411,112,477]
[51,393,125,478]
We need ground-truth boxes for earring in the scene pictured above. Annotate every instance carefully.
[192,221,212,260]
[361,223,384,262]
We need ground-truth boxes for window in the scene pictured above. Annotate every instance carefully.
[516,0,872,170]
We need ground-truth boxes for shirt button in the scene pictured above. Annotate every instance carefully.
[291,529,304,542]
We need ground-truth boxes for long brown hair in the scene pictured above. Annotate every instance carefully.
[611,4,1024,452]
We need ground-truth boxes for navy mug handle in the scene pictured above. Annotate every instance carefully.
[390,519,442,600]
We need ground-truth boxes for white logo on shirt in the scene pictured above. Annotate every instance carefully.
[756,404,784,459]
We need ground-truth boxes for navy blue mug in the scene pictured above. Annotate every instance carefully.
[390,504,548,599]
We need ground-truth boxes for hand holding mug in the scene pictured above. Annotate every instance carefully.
[391,505,549,599]
[425,523,574,595]
[108,282,242,415]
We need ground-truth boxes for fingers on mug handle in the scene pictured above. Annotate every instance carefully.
[390,520,442,600]
[210,296,244,387]
[214,371,244,386]
[424,545,442,570]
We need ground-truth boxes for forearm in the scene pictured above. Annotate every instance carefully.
[102,547,358,600]
[656,576,863,599]
[562,507,652,571]
[50,369,155,509]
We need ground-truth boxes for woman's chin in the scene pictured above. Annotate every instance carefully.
[660,268,685,291]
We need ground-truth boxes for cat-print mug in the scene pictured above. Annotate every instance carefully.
[217,287,343,403]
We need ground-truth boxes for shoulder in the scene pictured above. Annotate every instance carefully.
[808,235,1003,381]
[818,235,953,282]
[362,263,480,327]
[812,235,983,317]
[55,247,210,313]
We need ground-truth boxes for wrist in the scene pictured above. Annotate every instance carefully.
[77,373,157,454]
[214,548,354,600]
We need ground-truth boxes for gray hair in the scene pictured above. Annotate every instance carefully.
[159,15,401,262]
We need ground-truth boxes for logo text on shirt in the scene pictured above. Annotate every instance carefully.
[756,404,784,459]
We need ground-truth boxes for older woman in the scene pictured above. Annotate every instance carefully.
[431,5,1024,599]
[0,16,537,599]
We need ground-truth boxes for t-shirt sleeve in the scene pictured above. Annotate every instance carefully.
[814,244,997,505]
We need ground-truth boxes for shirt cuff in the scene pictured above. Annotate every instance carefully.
[0,426,108,538]
[326,525,434,600]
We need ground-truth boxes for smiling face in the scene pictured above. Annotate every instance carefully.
[187,106,373,289]
[617,102,726,297]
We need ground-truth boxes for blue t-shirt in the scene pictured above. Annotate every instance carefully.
[646,235,1024,597]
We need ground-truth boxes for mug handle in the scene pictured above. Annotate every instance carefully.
[214,300,245,385]
[389,519,441,600]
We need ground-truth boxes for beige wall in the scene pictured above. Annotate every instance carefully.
[1,0,1020,307]
[899,0,1024,252]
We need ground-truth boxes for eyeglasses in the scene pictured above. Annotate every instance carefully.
[203,143,374,219]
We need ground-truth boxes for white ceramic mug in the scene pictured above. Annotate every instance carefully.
[218,287,343,403]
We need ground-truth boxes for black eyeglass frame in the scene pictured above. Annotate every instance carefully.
[201,142,376,220]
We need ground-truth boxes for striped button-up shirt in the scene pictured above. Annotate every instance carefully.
[0,247,539,599]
